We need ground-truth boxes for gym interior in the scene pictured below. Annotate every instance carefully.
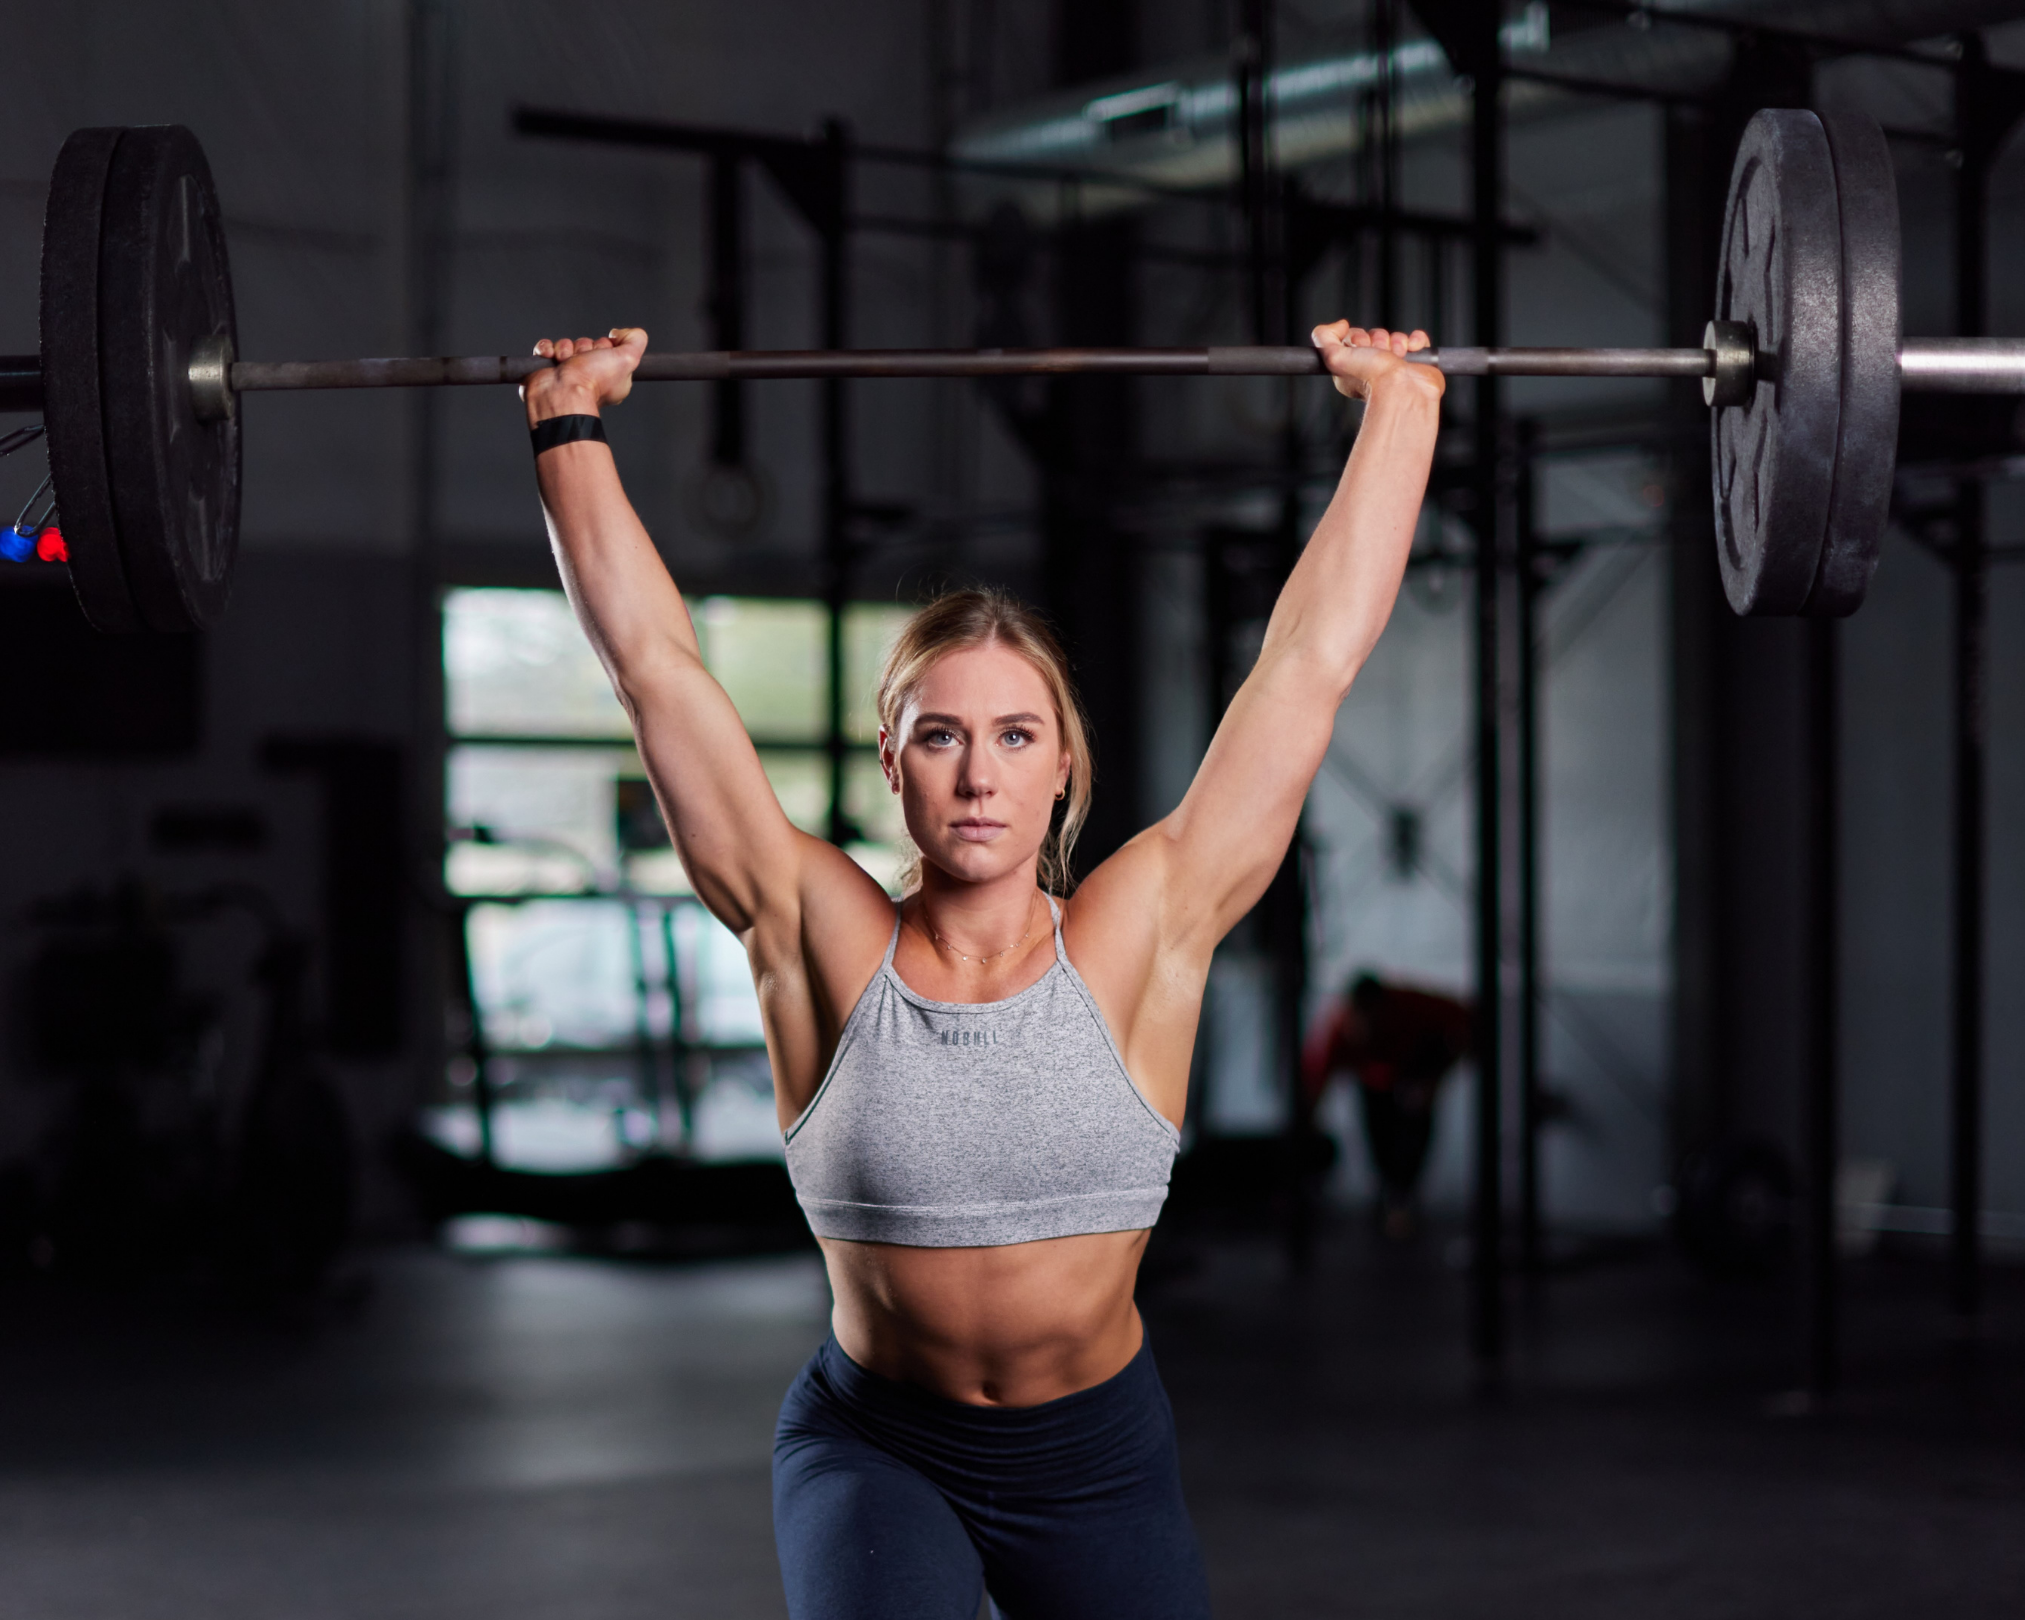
[4,2,2025,1615]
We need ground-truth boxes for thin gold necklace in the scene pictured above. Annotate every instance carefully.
[925,891,1041,965]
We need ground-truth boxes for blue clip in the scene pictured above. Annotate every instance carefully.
[0,525,36,563]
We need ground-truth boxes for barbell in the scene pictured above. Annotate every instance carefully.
[9,109,2023,634]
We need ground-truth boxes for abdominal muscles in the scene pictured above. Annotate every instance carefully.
[821,1227,1152,1407]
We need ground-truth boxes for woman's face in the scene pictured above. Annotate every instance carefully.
[880,642,1071,887]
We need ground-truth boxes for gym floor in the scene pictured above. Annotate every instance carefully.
[4,1232,2021,1620]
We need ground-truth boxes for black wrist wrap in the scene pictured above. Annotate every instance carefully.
[530,414,607,455]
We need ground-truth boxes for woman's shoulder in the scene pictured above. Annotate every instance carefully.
[1058,826,1178,930]
[1057,845,1173,978]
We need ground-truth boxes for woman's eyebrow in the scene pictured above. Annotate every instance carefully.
[909,711,1044,729]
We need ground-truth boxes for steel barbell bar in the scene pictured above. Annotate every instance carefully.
[0,341,1739,418]
[168,329,2025,422]
[212,342,1721,398]
[8,331,2015,425]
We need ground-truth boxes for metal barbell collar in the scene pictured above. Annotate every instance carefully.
[187,334,236,423]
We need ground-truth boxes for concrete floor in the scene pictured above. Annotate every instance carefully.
[3,1228,2022,1619]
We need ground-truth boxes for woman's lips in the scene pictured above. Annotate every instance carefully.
[950,818,1006,842]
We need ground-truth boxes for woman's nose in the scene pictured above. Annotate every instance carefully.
[954,748,993,796]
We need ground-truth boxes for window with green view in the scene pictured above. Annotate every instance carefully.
[429,588,911,1173]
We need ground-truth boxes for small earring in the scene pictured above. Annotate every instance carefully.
[1055,787,1066,800]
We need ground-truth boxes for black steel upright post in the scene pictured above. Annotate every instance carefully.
[1375,0,1400,327]
[1465,8,1506,1373]
[626,903,663,1140]
[1252,0,1318,1271]
[1417,0,1507,1371]
[820,120,853,847]
[1237,0,1308,1263]
[660,907,697,1148]
[1950,39,1992,1322]
[708,154,748,468]
[408,0,466,1156]
[1803,617,1840,1399]
[1515,417,1542,1276]
[1041,0,1141,870]
[1237,0,1276,343]
[1950,509,1987,1326]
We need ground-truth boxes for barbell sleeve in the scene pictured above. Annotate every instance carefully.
[1896,338,2025,392]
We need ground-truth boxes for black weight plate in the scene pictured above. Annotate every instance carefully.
[99,125,240,633]
[41,127,144,633]
[1809,112,1900,617]
[1711,109,1844,618]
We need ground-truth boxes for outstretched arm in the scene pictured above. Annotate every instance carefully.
[523,329,864,935]
[1084,323,1443,958]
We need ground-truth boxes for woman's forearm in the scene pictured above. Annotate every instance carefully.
[536,439,702,695]
[1258,371,1442,691]
[523,331,703,695]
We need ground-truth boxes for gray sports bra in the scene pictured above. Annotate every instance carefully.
[783,898,1181,1248]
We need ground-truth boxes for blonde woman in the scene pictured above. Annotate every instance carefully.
[525,320,1442,1620]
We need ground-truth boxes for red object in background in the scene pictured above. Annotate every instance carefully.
[35,528,66,563]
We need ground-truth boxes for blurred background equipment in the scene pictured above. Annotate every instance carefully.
[22,879,354,1296]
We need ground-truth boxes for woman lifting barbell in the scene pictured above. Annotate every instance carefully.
[523,317,1443,1620]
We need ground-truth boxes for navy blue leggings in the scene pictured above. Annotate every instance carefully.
[772,1334,1211,1620]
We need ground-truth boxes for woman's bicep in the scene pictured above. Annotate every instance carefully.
[1153,654,1342,944]
[627,660,808,930]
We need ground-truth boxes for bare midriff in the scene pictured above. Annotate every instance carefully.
[821,1228,1152,1407]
